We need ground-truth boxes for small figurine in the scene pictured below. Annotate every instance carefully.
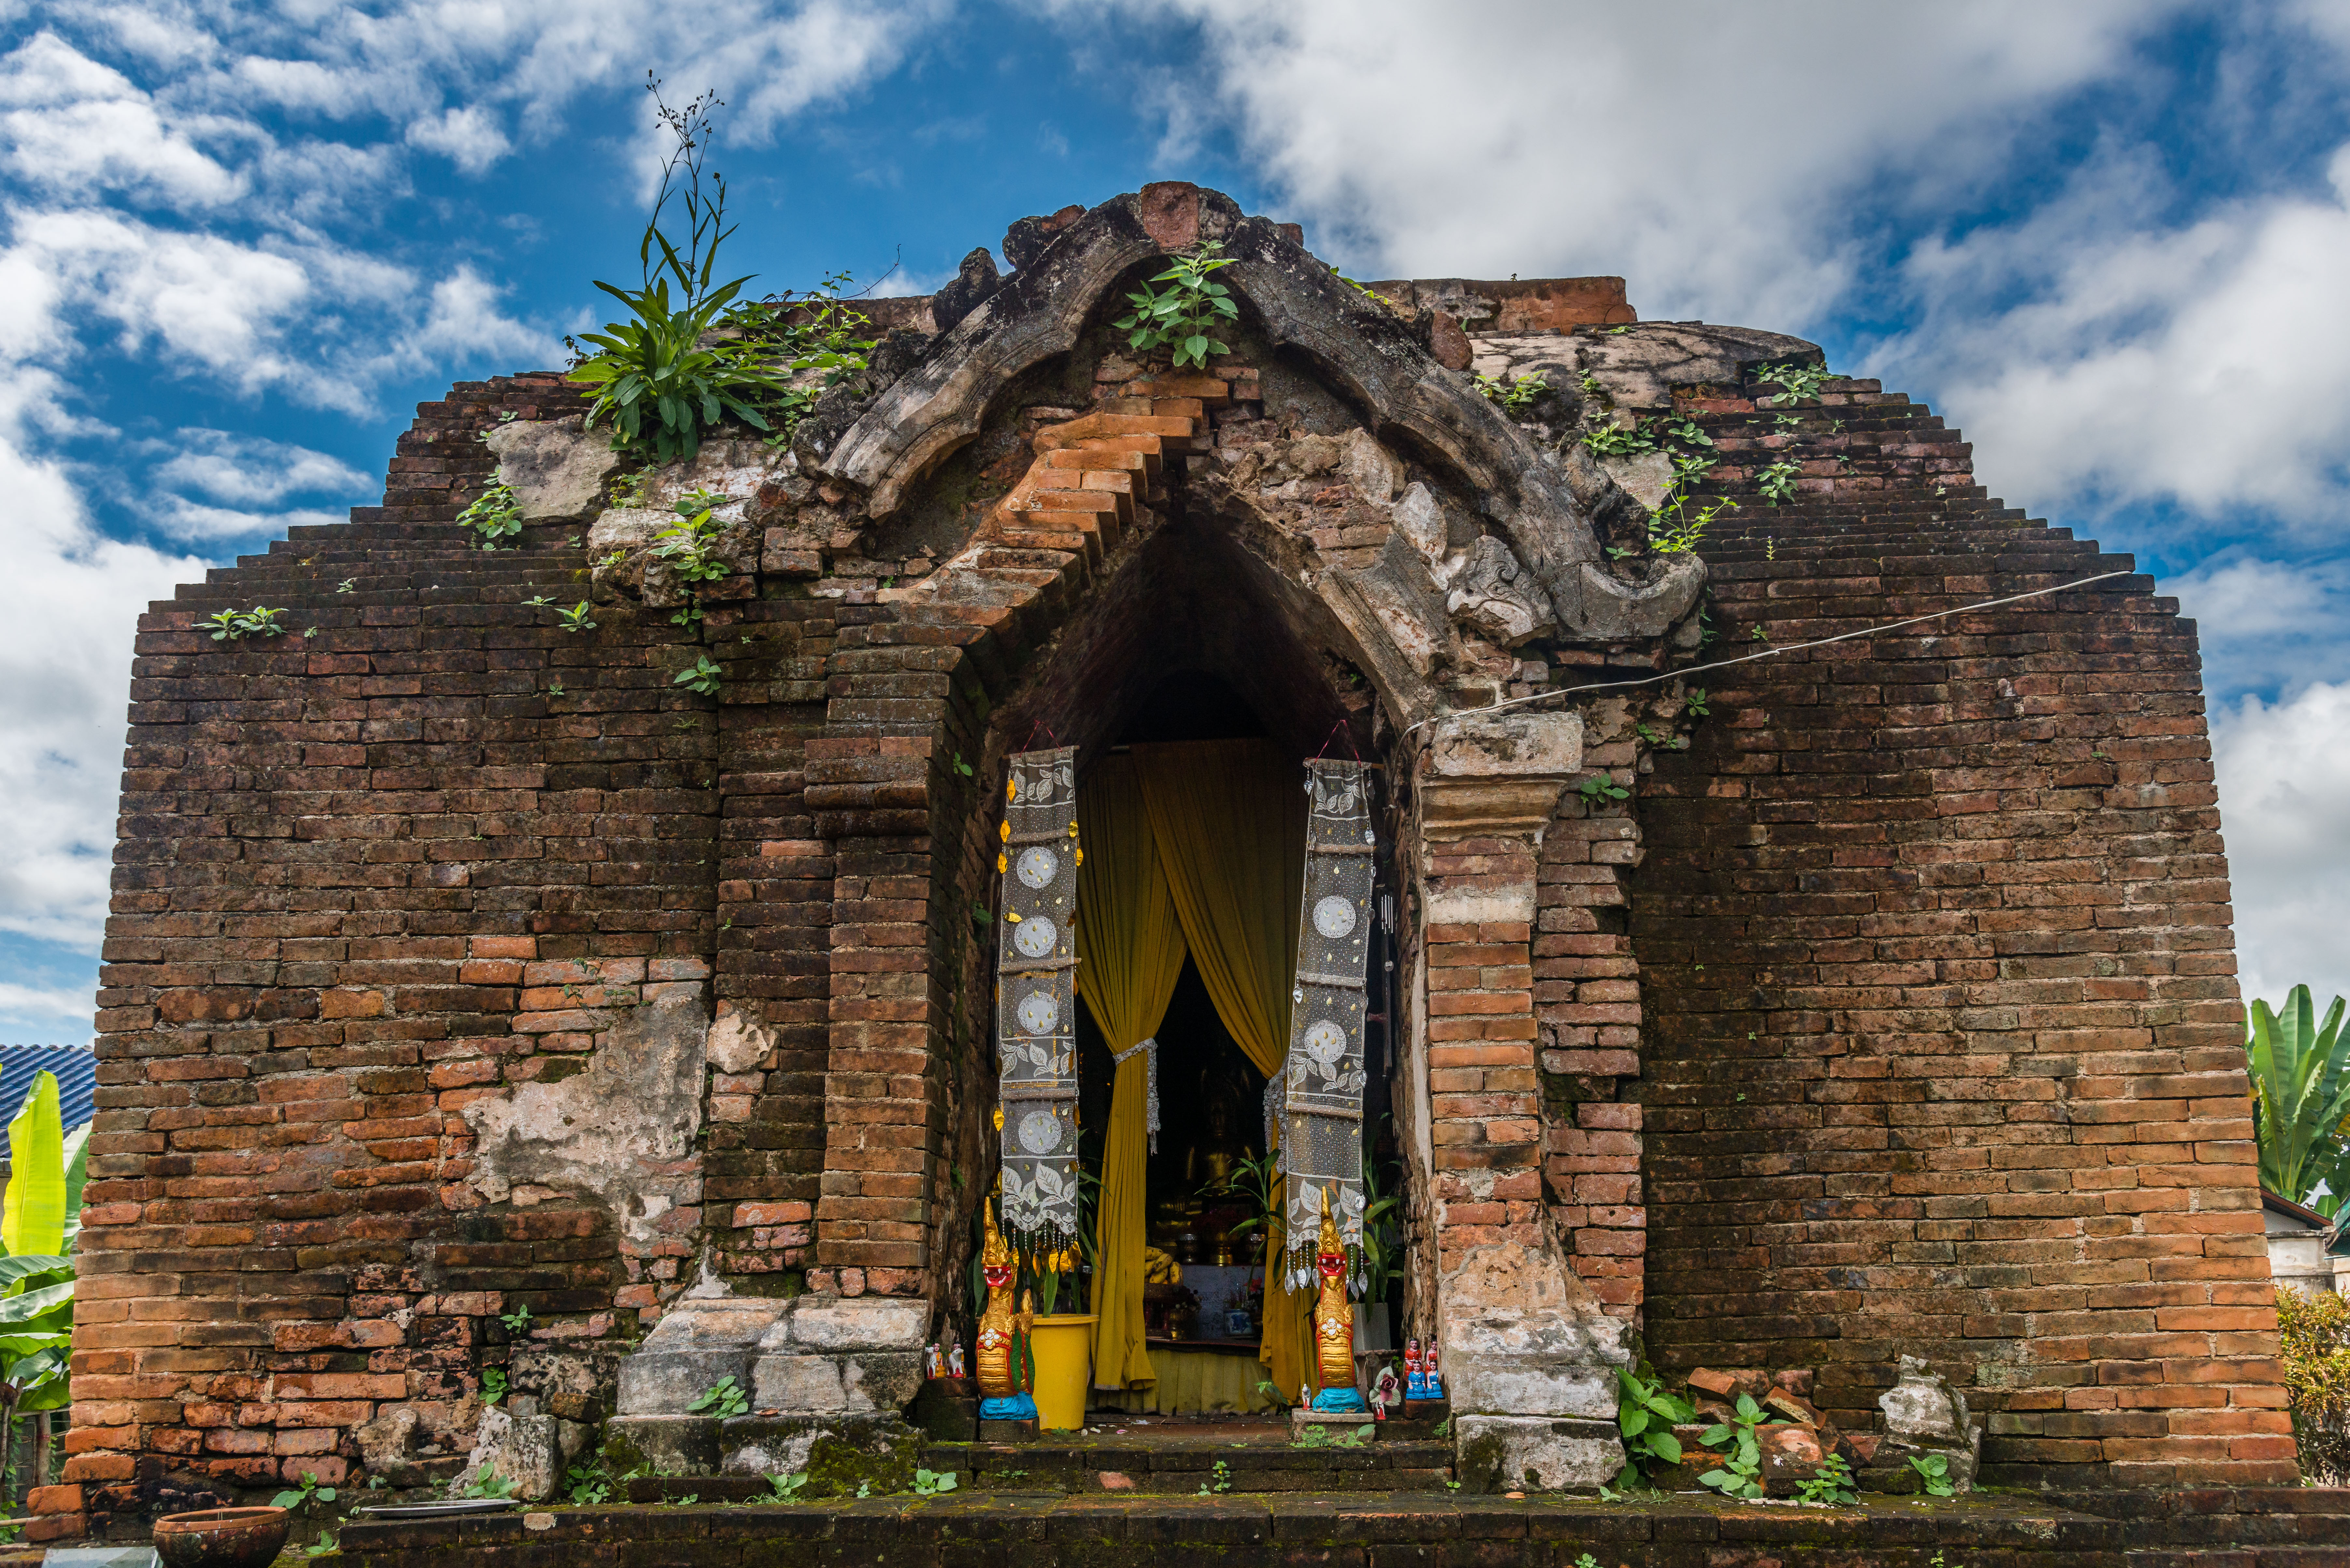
[924,1343,941,1379]
[1423,1345,1445,1402]
[1405,1337,1426,1401]
[974,1202,1037,1419]
[1308,1189,1369,1414]
[1371,1363,1403,1420]
[947,1341,965,1379]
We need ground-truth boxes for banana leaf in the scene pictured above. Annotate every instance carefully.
[0,1280,75,1326]
[3,1071,65,1256]
[0,1255,69,1290]
[62,1121,89,1253]
[2245,986,2350,1203]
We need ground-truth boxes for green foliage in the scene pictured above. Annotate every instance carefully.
[1578,774,1630,805]
[1647,481,1734,556]
[1696,1393,1769,1501]
[1196,1459,1233,1496]
[672,1493,700,1507]
[1755,460,1801,506]
[564,1462,611,1505]
[1684,688,1709,718]
[458,483,524,550]
[1205,1150,1281,1259]
[727,272,878,449]
[0,1070,84,1470]
[654,502,731,585]
[1476,373,1550,415]
[201,605,289,642]
[557,601,597,634]
[303,1532,339,1558]
[1614,1367,1694,1480]
[336,578,356,593]
[2278,1286,2350,1482]
[272,1470,338,1515]
[1582,421,1656,457]
[1356,1116,1405,1299]
[1907,1451,1956,1497]
[674,655,723,698]
[690,1375,749,1418]
[1663,415,1713,449]
[1115,244,1239,370]
[1795,1453,1857,1505]
[480,1366,506,1405]
[911,1467,958,1496]
[1756,360,1831,405]
[765,1471,809,1503]
[1294,1421,1374,1450]
[455,1468,518,1501]
[567,85,788,462]
[2244,986,2350,1207]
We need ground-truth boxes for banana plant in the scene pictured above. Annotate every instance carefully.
[2244,986,2350,1206]
[0,1071,86,1509]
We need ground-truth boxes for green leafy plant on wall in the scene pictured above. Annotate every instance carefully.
[1115,243,1239,370]
[1754,360,1831,405]
[200,606,289,642]
[0,1072,87,1514]
[458,483,524,550]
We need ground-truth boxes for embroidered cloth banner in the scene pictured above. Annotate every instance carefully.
[995,747,1083,1259]
[1279,758,1375,1294]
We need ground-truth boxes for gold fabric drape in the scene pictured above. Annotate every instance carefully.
[1075,756,1189,1391]
[1132,739,1312,1401]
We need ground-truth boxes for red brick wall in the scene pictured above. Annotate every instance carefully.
[1630,372,2289,1488]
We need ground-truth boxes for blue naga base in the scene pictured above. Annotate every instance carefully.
[980,1393,1038,1419]
[1310,1385,1369,1414]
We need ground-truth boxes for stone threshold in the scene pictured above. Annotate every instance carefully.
[333,1486,2350,1568]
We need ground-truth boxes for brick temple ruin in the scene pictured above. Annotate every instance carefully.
[53,183,2333,1558]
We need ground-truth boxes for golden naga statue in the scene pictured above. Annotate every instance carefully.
[1309,1187,1368,1413]
[974,1203,1037,1418]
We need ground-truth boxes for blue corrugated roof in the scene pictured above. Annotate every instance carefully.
[0,1046,97,1131]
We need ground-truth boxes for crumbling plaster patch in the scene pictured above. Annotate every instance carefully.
[462,993,709,1251]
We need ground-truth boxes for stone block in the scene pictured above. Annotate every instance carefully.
[777,1295,931,1352]
[614,1298,788,1417]
[1454,1414,1623,1492]
[458,1406,559,1502]
[604,1415,718,1477]
[751,1350,923,1415]
[484,416,619,520]
[718,1412,922,1496]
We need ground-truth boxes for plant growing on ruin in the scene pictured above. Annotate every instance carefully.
[480,1366,507,1404]
[458,483,523,550]
[1115,243,1238,370]
[1795,1453,1858,1506]
[1578,773,1629,805]
[1755,360,1830,406]
[2277,1286,2350,1483]
[1647,484,1733,556]
[500,1303,531,1334]
[2244,985,2350,1209]
[1695,1393,1769,1500]
[1906,1451,1956,1497]
[201,605,289,642]
[730,270,880,448]
[1476,373,1550,415]
[689,1375,749,1418]
[1196,1459,1233,1495]
[569,81,791,463]
[1755,460,1801,506]
[911,1468,958,1496]
[1683,688,1709,718]
[564,1463,611,1505]
[674,655,723,697]
[1581,420,1656,457]
[272,1470,338,1516]
[1663,415,1713,449]
[1614,1368,1693,1481]
[764,1471,809,1503]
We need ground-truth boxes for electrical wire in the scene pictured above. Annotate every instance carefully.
[1405,568,2136,738]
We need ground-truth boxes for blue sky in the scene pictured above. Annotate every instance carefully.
[3,0,2349,1039]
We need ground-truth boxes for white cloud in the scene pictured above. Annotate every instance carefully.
[405,104,510,173]
[0,977,105,1029]
[2169,555,2350,704]
[0,32,242,208]
[152,429,370,505]
[2213,682,2350,1015]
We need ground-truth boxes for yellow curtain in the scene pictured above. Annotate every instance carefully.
[1075,755,1189,1392]
[1131,739,1312,1401]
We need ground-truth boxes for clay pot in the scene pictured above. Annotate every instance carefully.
[153,1506,292,1568]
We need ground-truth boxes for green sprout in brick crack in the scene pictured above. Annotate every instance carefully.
[564,1462,611,1505]
[455,1468,518,1501]
[673,715,701,731]
[689,1374,749,1418]
[1115,242,1239,370]
[1795,1453,1858,1506]
[523,595,553,608]
[1766,537,1777,560]
[303,1531,338,1558]
[500,1303,532,1334]
[1907,1451,1956,1497]
[1695,1394,1769,1501]
[1663,415,1713,450]
[336,577,356,593]
[912,1468,958,1496]
[1196,1459,1233,1496]
[765,1471,809,1503]
[670,599,706,627]
[1331,266,1397,312]
[1475,372,1550,416]
[855,1481,871,1500]
[1581,419,1656,457]
[953,751,975,778]
[303,626,318,639]
[1755,459,1801,506]
[674,654,723,697]
[203,605,289,642]
[1772,412,1801,432]
[557,601,596,633]
[1754,360,1830,406]
[480,1366,507,1405]
[1578,774,1630,805]
[1615,1366,1692,1482]
[459,483,525,550]
[1750,625,1769,642]
[672,1492,699,1506]
[1683,687,1709,718]
[1576,1556,1604,1568]
[273,1470,339,1515]
[1646,486,1732,557]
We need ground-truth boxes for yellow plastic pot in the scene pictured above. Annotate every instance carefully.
[1028,1313,1097,1431]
